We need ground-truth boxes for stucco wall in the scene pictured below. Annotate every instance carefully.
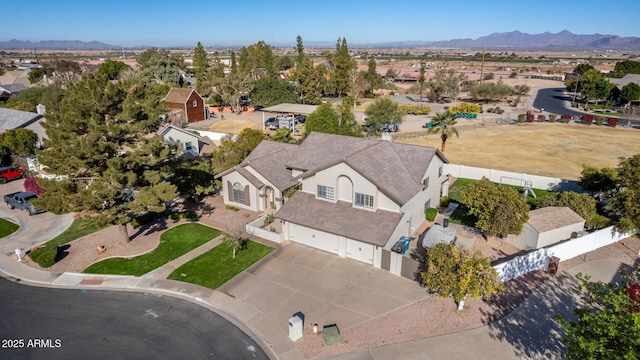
[163,129,199,157]
[221,171,259,211]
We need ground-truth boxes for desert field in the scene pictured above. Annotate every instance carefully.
[208,119,261,134]
[395,123,640,180]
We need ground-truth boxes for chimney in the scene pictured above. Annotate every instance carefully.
[36,104,46,115]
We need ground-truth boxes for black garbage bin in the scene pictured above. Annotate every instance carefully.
[443,218,449,228]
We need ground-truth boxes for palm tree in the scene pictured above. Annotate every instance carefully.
[429,111,459,153]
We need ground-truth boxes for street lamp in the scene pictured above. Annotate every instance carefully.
[573,74,581,108]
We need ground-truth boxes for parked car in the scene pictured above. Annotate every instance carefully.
[265,117,277,126]
[4,191,44,216]
[0,166,26,184]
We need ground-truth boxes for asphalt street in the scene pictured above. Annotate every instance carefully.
[533,87,640,127]
[0,278,268,360]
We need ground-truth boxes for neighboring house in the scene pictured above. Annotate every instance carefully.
[507,206,585,250]
[609,73,640,89]
[0,70,31,88]
[164,88,208,124]
[0,107,45,146]
[158,125,215,158]
[0,83,28,101]
[218,132,448,268]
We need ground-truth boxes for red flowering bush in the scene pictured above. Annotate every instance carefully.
[23,176,46,195]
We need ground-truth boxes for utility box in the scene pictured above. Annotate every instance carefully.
[288,315,303,341]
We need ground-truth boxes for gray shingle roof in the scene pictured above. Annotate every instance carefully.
[0,107,43,133]
[527,207,585,233]
[236,167,265,189]
[240,140,299,191]
[276,192,403,247]
[288,132,445,205]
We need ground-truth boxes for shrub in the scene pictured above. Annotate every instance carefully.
[398,104,431,115]
[526,113,535,122]
[581,114,594,125]
[130,211,164,228]
[517,114,526,122]
[264,213,274,225]
[225,205,240,211]
[30,246,58,268]
[495,107,504,114]
[608,117,619,127]
[595,115,605,126]
[561,114,572,123]
[537,114,546,122]
[440,196,450,208]
[549,114,558,122]
[425,207,438,221]
[24,176,46,195]
[450,103,481,114]
[509,71,518,78]
[167,211,197,221]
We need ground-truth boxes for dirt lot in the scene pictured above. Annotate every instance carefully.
[396,123,640,180]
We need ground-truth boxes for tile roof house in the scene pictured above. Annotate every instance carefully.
[158,125,216,158]
[164,88,208,124]
[0,83,28,101]
[507,206,585,250]
[217,132,448,269]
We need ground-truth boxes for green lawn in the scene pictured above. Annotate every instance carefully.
[167,240,273,289]
[0,218,19,237]
[84,223,221,276]
[29,218,105,266]
[446,178,551,226]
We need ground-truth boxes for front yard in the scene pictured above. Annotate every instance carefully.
[167,240,273,289]
[83,223,221,276]
[0,218,19,237]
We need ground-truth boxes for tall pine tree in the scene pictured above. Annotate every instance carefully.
[35,73,178,243]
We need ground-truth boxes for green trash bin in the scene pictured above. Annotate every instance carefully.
[472,113,477,119]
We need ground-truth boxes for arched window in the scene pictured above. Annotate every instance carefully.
[232,182,245,204]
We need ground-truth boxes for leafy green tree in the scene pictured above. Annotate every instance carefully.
[97,60,131,80]
[295,55,323,105]
[170,157,216,199]
[421,242,503,311]
[210,129,265,174]
[211,71,254,113]
[620,83,640,104]
[536,191,610,230]
[573,63,595,75]
[230,52,238,75]
[470,80,513,101]
[305,102,338,135]
[0,128,39,157]
[431,69,467,102]
[613,60,640,76]
[578,164,618,193]
[579,69,614,103]
[35,73,177,243]
[28,64,53,84]
[2,86,65,113]
[274,55,293,72]
[428,111,458,153]
[137,48,184,86]
[460,178,529,237]
[329,37,355,97]
[337,96,362,137]
[250,77,299,107]
[239,41,275,77]
[556,269,640,360]
[51,60,82,86]
[365,57,382,91]
[418,62,426,100]
[363,98,404,135]
[608,154,640,232]
[193,42,211,95]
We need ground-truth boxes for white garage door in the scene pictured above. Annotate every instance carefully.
[346,240,374,265]
[289,224,339,255]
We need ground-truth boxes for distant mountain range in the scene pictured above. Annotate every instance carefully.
[426,30,640,50]
[2,31,640,50]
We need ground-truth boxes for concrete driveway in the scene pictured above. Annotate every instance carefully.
[0,178,73,255]
[217,241,429,357]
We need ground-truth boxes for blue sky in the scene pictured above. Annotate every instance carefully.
[3,0,640,47]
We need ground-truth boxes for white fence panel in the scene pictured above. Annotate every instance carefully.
[493,226,635,282]
[443,164,564,190]
[245,215,282,244]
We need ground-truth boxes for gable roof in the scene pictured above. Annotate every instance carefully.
[276,192,403,247]
[158,125,217,156]
[164,88,199,104]
[0,83,28,94]
[217,140,299,191]
[609,74,640,88]
[527,207,585,233]
[289,132,446,205]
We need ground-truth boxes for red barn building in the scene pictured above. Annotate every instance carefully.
[164,88,208,124]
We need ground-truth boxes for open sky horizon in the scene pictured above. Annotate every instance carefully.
[3,0,640,48]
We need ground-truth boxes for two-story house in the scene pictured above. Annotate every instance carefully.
[217,132,448,268]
